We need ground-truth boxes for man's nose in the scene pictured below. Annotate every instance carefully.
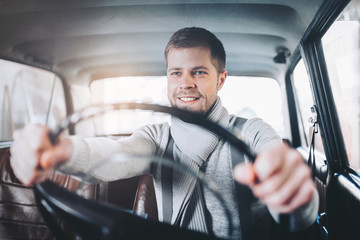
[179,72,196,89]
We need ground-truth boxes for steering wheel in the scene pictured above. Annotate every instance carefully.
[33,102,258,240]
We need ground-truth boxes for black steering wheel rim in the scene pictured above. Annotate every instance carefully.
[34,102,257,240]
[49,102,256,161]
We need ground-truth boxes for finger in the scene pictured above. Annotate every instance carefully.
[253,169,286,199]
[254,145,284,181]
[10,124,51,185]
[262,164,311,212]
[37,126,53,152]
[40,148,64,169]
[233,163,257,185]
[39,134,73,169]
[269,179,315,213]
[253,148,300,198]
[10,140,39,179]
[40,150,55,169]
[10,147,38,185]
[11,143,51,186]
[282,179,315,213]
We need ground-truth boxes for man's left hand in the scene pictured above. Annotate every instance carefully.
[233,144,315,213]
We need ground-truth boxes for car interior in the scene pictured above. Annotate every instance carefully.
[0,0,359,239]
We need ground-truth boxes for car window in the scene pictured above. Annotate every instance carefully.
[220,76,284,137]
[0,59,66,141]
[321,1,360,170]
[292,59,325,155]
[90,76,169,136]
[90,76,284,137]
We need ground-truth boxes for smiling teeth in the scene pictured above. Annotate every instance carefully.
[180,97,197,102]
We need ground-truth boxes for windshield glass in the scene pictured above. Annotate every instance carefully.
[89,76,284,137]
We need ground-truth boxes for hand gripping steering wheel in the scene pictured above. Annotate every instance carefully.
[33,102,260,240]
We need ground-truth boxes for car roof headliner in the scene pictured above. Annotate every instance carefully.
[0,0,324,85]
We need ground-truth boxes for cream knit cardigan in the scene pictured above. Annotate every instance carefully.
[59,112,318,239]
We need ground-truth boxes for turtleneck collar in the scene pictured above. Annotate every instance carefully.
[170,97,229,165]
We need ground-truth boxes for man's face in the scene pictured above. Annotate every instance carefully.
[166,47,227,114]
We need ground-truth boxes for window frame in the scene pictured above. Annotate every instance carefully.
[0,59,70,143]
[285,0,353,175]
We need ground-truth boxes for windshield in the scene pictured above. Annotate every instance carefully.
[89,76,284,137]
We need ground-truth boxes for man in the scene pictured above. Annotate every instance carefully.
[10,27,318,239]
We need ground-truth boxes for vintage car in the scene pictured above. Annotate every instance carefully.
[0,0,359,239]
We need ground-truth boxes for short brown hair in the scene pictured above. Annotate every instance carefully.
[165,27,226,73]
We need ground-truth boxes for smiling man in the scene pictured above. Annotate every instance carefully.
[166,28,227,115]
[166,46,226,114]
[10,27,318,240]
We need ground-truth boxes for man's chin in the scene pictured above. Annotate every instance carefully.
[177,105,207,115]
[169,100,207,114]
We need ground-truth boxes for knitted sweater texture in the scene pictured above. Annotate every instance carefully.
[59,106,318,239]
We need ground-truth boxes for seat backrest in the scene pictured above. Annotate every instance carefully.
[0,147,104,239]
[132,174,158,220]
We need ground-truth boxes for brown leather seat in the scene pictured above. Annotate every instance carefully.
[132,174,158,221]
[0,146,158,239]
[0,147,103,239]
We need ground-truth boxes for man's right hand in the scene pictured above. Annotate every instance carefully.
[10,123,73,186]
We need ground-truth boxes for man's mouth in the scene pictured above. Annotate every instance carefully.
[178,97,199,102]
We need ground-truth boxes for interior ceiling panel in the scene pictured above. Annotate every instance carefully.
[0,0,324,84]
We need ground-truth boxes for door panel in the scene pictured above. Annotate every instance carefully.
[327,172,360,239]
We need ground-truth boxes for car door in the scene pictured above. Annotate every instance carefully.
[287,0,360,239]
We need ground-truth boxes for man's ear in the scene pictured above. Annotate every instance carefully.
[217,70,227,91]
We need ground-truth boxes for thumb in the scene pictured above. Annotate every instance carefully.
[233,163,256,185]
[39,145,69,169]
[39,135,73,169]
[39,149,59,169]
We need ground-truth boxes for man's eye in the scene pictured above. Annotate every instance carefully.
[170,72,181,76]
[194,71,206,75]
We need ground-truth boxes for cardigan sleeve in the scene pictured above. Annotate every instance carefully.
[241,118,282,154]
[57,122,170,182]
